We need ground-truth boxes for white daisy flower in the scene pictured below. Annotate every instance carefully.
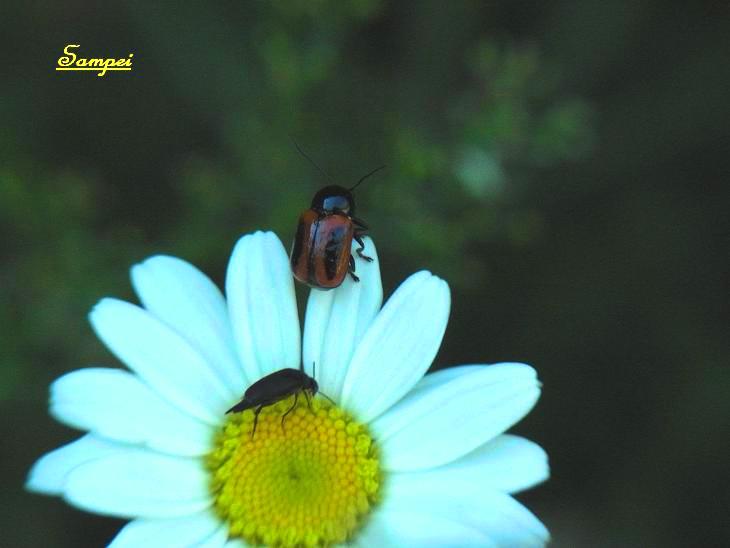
[27,231,549,547]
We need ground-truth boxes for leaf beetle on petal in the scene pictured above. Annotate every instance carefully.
[288,140,384,290]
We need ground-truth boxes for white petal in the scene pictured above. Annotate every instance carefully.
[131,255,245,392]
[408,364,484,393]
[341,271,450,422]
[26,435,121,495]
[63,449,211,518]
[303,237,382,399]
[404,434,549,494]
[109,510,226,548]
[383,476,549,547]
[372,363,540,471]
[225,231,300,381]
[198,527,231,548]
[359,507,493,547]
[50,368,214,456]
[224,540,250,548]
[90,298,232,424]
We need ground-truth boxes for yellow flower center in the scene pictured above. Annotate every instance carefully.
[207,395,381,547]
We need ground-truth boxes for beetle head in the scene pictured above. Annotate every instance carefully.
[311,185,355,216]
[306,375,319,395]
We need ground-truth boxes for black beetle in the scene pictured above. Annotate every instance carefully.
[226,363,330,438]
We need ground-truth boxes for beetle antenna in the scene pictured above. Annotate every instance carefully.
[289,135,334,185]
[319,391,336,405]
[350,165,386,191]
[312,361,316,380]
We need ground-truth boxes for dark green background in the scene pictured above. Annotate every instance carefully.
[2,1,728,546]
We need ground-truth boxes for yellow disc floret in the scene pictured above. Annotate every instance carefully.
[207,396,381,547]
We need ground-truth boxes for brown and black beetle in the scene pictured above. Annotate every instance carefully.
[290,167,383,290]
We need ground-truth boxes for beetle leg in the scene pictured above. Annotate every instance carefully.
[281,392,299,432]
[348,256,360,282]
[352,216,369,230]
[353,233,373,262]
[304,389,313,411]
[251,405,264,439]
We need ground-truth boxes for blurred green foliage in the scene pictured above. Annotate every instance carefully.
[1,1,729,547]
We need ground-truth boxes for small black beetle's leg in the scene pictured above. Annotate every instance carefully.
[353,233,373,262]
[281,392,299,431]
[251,405,264,439]
[303,389,313,411]
[348,255,360,282]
